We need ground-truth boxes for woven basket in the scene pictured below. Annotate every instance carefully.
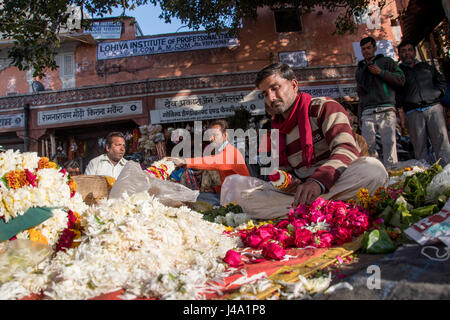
[72,175,112,205]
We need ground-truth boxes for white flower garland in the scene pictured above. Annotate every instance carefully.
[0,191,239,300]
[0,151,87,246]
[0,150,40,177]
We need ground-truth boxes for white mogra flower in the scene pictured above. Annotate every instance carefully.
[21,152,41,172]
[0,149,21,176]
[1,191,240,300]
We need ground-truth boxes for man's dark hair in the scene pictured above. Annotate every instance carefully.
[255,62,296,87]
[105,131,125,147]
[360,36,376,47]
[209,119,228,133]
[398,39,415,51]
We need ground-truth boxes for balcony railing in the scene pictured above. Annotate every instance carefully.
[0,64,357,111]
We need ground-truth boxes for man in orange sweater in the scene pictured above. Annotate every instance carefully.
[168,119,250,204]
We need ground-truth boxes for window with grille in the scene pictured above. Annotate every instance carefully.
[56,53,75,89]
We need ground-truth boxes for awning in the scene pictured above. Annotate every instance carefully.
[400,0,446,45]
[58,32,97,45]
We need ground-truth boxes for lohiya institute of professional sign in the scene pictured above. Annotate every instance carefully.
[97,32,239,60]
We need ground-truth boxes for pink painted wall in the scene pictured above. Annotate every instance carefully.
[0,3,402,96]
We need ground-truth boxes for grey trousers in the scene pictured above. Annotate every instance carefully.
[361,110,398,169]
[405,103,450,167]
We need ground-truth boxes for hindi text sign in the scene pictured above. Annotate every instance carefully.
[38,101,142,126]
[151,90,264,124]
[0,113,24,129]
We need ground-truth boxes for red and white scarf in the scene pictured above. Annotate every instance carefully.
[271,93,315,168]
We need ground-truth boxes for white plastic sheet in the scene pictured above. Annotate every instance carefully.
[109,161,199,205]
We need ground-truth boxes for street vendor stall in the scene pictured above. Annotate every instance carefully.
[38,121,141,174]
[1,149,449,300]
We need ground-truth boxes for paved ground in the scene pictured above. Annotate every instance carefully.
[317,243,450,299]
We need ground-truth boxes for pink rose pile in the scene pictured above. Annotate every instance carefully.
[224,198,371,265]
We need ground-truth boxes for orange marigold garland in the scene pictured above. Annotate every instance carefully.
[68,179,78,198]
[28,228,48,245]
[4,169,38,190]
[4,170,27,189]
[1,152,85,248]
[37,157,58,170]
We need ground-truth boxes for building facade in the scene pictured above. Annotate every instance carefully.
[0,3,405,169]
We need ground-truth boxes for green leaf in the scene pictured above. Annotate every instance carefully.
[168,273,176,281]
[1,175,10,189]
[410,205,439,218]
[379,205,393,223]
[389,211,401,227]
[361,229,396,254]
[94,215,105,225]
[87,280,97,289]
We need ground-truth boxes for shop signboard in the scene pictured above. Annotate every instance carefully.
[151,90,265,124]
[0,113,24,129]
[279,51,308,68]
[97,32,239,60]
[87,21,122,39]
[300,83,357,98]
[37,100,142,126]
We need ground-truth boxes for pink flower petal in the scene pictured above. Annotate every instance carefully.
[223,250,242,268]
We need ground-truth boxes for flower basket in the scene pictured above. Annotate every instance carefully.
[72,175,112,205]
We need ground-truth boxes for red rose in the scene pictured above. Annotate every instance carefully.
[294,228,313,248]
[246,233,264,248]
[331,227,352,245]
[256,225,275,241]
[291,219,307,230]
[67,210,78,229]
[310,211,326,224]
[276,220,290,229]
[314,230,333,248]
[56,229,76,253]
[294,204,309,218]
[223,250,242,268]
[309,197,327,211]
[274,229,294,248]
[25,169,37,187]
[262,242,286,260]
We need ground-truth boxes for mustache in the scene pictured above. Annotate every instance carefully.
[270,99,283,108]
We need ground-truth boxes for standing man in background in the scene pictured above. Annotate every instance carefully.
[85,131,128,179]
[356,36,405,169]
[396,40,450,167]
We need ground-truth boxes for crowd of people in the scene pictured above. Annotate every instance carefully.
[75,37,449,219]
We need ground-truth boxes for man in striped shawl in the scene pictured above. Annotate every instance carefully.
[221,63,388,219]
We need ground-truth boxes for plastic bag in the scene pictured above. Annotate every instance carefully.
[426,163,450,203]
[220,174,293,219]
[0,239,51,283]
[220,174,267,206]
[109,161,199,206]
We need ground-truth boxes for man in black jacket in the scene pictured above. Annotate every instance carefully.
[356,36,405,169]
[396,40,450,167]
